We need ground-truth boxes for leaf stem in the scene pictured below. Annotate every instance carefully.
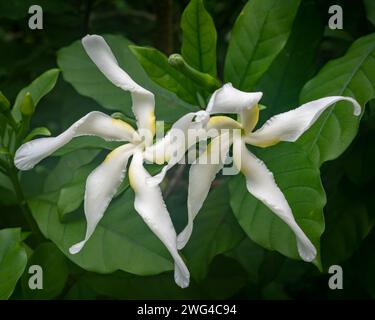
[154,0,173,55]
[6,155,44,243]
[3,110,18,132]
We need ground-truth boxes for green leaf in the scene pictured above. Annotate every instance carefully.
[181,0,217,77]
[225,237,265,283]
[58,35,196,123]
[229,143,326,266]
[12,69,60,121]
[28,189,174,276]
[299,33,375,165]
[129,45,205,106]
[24,127,51,142]
[256,0,324,122]
[52,137,122,157]
[21,242,69,299]
[63,279,98,300]
[183,182,244,281]
[0,170,17,206]
[43,149,100,193]
[0,228,27,299]
[224,0,301,91]
[364,0,375,26]
[0,187,17,206]
[27,152,174,276]
[56,163,96,219]
[321,185,374,269]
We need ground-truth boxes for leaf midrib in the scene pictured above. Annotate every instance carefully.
[237,4,272,90]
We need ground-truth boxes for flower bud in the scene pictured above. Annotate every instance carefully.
[20,92,35,116]
[168,54,221,91]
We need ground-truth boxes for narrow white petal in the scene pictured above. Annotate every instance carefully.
[82,35,156,140]
[178,132,232,249]
[245,96,361,147]
[234,138,317,262]
[14,111,138,170]
[144,112,209,186]
[206,83,262,115]
[69,143,135,254]
[129,152,190,288]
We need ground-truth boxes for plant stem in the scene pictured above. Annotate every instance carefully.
[154,0,173,55]
[7,158,44,243]
[4,111,18,132]
[83,0,93,34]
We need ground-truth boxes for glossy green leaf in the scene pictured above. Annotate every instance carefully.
[0,170,17,206]
[181,0,217,76]
[321,186,374,269]
[56,163,96,219]
[58,35,196,123]
[21,242,69,299]
[12,69,60,121]
[0,228,27,299]
[256,0,324,122]
[229,143,326,266]
[225,237,265,283]
[63,280,98,300]
[299,33,375,165]
[224,0,301,91]
[129,45,205,106]
[52,137,121,157]
[24,127,51,142]
[27,152,174,276]
[183,182,244,281]
[364,0,375,26]
[29,189,174,276]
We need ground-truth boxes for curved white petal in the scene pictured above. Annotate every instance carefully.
[178,132,232,249]
[14,111,138,170]
[129,151,190,288]
[69,143,135,254]
[245,96,361,147]
[82,35,156,140]
[233,138,317,262]
[144,112,209,186]
[206,83,262,115]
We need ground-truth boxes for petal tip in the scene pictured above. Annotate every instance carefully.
[69,241,85,255]
[297,240,317,262]
[177,224,192,250]
[174,264,190,289]
[14,145,37,171]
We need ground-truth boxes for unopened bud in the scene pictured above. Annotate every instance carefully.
[20,92,35,116]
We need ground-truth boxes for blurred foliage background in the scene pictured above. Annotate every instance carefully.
[0,0,374,299]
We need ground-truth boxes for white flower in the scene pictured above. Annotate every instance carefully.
[149,83,361,262]
[14,35,190,288]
